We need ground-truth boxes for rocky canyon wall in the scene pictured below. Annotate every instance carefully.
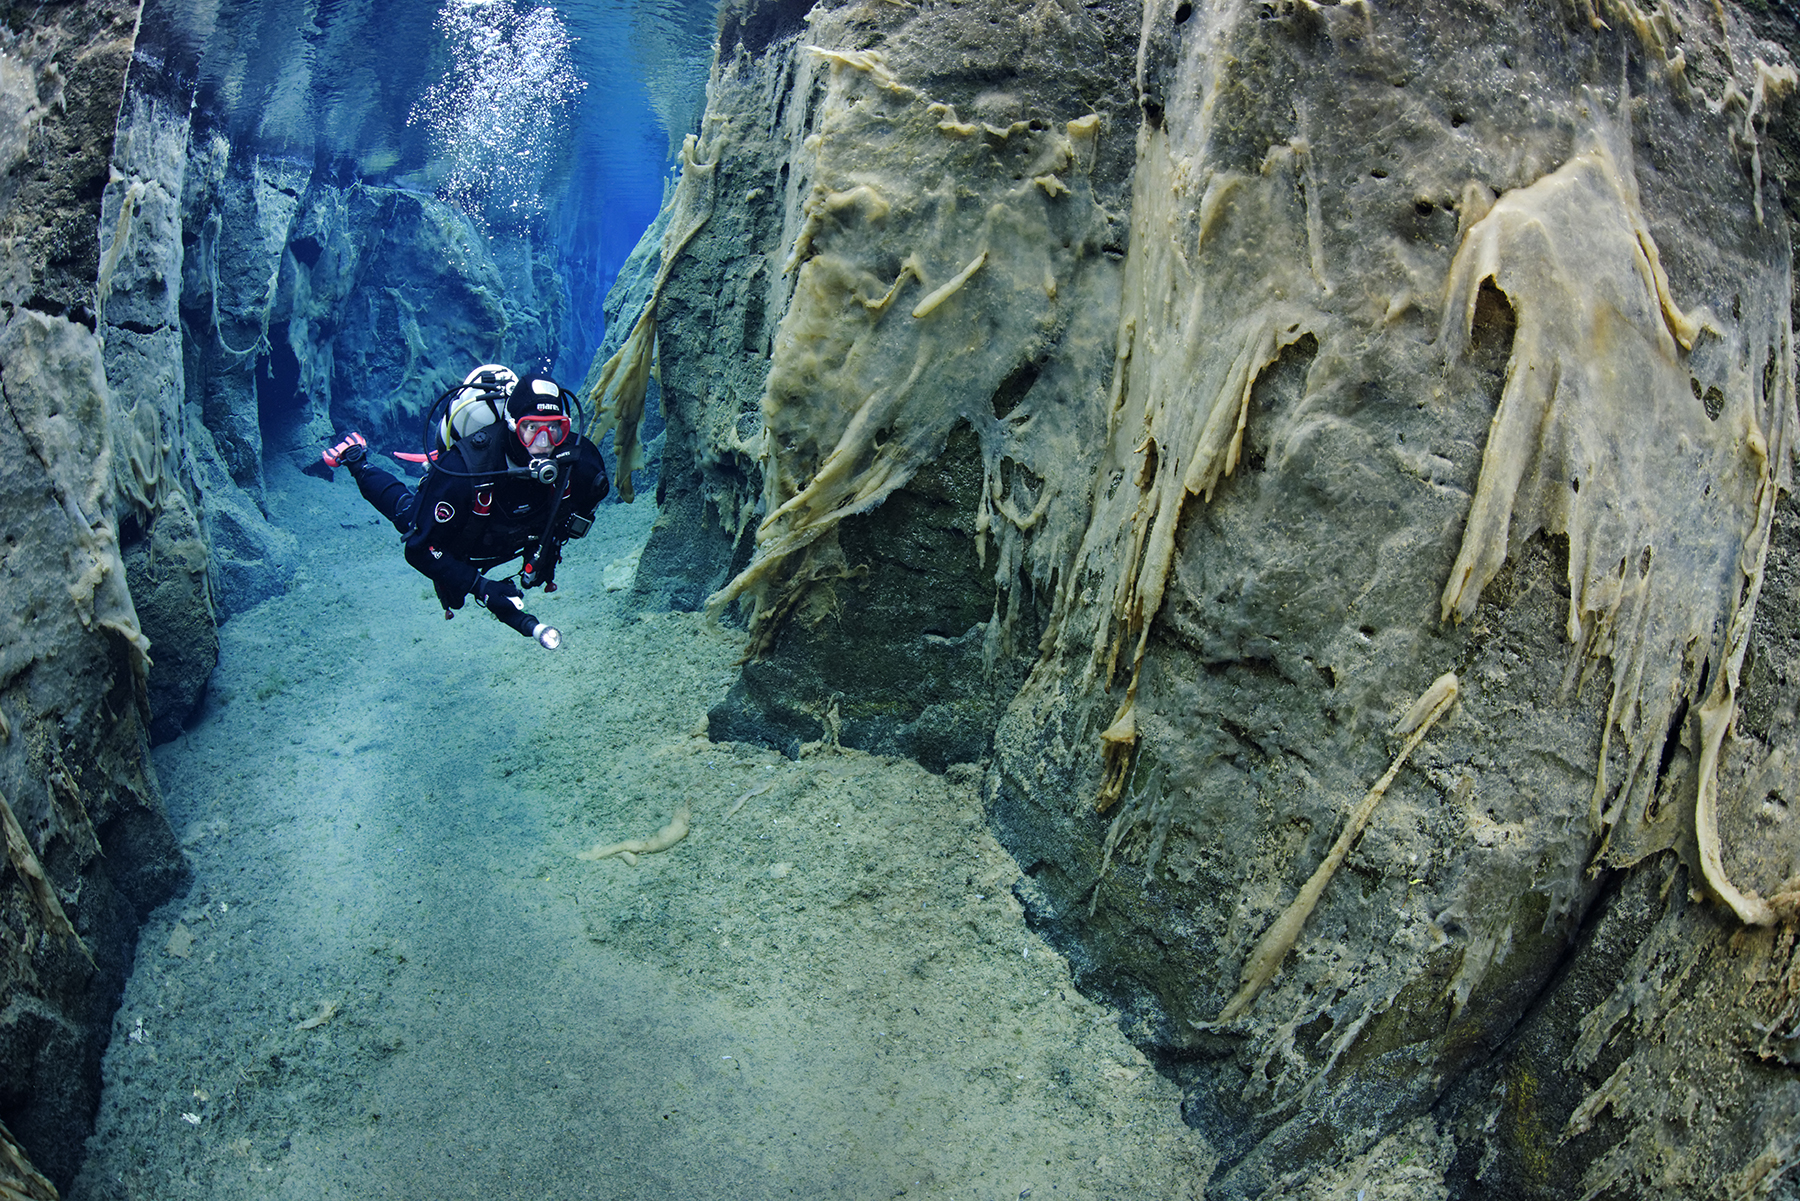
[617,0,1800,1194]
[0,0,188,1191]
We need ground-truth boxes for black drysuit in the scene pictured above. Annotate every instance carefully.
[350,425,609,621]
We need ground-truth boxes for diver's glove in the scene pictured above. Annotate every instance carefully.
[473,575,559,647]
[474,575,523,613]
[305,431,368,482]
[322,432,368,469]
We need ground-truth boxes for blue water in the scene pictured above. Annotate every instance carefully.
[140,0,714,385]
[553,0,716,380]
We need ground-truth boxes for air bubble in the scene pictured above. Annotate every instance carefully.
[408,2,586,228]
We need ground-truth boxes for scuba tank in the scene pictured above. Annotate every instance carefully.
[424,364,518,458]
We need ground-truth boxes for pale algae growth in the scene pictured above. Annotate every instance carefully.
[703,42,1119,662]
[1213,672,1460,1024]
[1434,112,1795,926]
[1059,106,1329,811]
[1024,5,1798,965]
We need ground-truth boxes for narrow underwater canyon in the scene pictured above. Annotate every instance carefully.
[4,0,1800,1197]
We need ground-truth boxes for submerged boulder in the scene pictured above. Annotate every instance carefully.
[120,491,217,744]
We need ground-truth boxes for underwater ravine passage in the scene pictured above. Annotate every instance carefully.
[69,471,1206,1199]
[8,0,1800,1197]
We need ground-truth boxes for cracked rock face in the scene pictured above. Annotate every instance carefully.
[643,0,1144,764]
[4,0,1798,1191]
[625,0,1800,1192]
[0,2,192,1190]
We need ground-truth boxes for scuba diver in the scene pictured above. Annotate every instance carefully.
[319,366,608,647]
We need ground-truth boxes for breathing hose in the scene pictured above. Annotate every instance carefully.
[521,458,567,590]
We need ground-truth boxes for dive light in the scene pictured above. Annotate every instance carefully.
[502,594,561,650]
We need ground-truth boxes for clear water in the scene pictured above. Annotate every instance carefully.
[140,0,707,379]
[70,465,1199,1200]
[67,4,1215,1196]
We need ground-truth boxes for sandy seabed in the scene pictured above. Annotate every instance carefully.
[69,459,1212,1201]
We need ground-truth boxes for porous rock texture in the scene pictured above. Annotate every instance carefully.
[615,0,1800,1193]
[0,0,189,1191]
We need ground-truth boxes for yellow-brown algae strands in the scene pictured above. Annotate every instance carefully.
[911,251,987,318]
[0,788,91,965]
[1215,672,1459,1023]
[726,782,775,818]
[578,803,692,864]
